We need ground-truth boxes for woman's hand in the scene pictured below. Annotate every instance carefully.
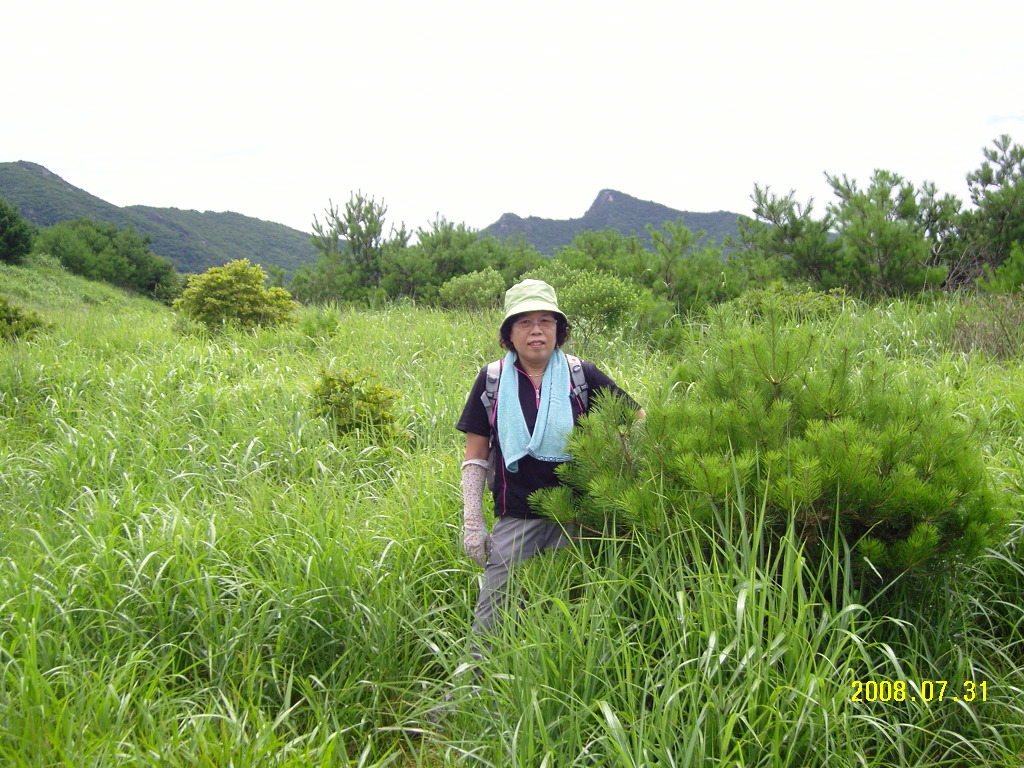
[463,520,490,567]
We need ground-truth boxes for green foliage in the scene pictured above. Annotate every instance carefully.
[826,170,948,297]
[379,217,526,303]
[0,196,34,265]
[293,192,409,303]
[173,259,299,330]
[310,366,404,441]
[436,266,505,309]
[977,241,1024,294]
[729,281,856,323]
[538,313,1008,589]
[33,217,181,301]
[738,185,842,288]
[963,134,1024,274]
[740,173,961,297]
[914,179,965,285]
[0,295,47,341]
[554,227,649,274]
[524,261,644,329]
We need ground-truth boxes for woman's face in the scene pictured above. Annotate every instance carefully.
[509,311,559,368]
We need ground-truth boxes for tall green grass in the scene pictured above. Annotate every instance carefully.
[1,260,1022,766]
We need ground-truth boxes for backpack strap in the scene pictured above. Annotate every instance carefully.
[565,354,589,410]
[481,359,502,426]
[481,359,503,492]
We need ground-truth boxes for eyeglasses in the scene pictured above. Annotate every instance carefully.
[512,317,557,331]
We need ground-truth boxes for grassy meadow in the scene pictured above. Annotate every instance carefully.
[2,258,1024,767]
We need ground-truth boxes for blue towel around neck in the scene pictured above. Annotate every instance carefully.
[496,348,574,473]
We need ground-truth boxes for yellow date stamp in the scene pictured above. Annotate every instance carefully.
[851,680,988,703]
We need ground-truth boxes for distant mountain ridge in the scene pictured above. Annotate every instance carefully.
[483,189,743,255]
[0,161,319,277]
[1,162,745,276]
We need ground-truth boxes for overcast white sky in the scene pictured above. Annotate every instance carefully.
[4,0,1022,235]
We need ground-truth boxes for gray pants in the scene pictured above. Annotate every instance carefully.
[471,515,577,638]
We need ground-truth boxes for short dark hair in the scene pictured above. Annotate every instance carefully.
[499,312,570,351]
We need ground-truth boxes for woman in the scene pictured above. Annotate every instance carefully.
[456,279,642,645]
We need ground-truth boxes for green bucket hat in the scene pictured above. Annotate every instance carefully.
[502,279,566,324]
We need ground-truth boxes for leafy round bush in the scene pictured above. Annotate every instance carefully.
[525,262,643,328]
[311,366,405,442]
[537,319,1009,590]
[0,296,47,341]
[437,267,505,309]
[173,259,299,330]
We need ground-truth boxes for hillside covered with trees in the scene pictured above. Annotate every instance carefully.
[0,161,320,277]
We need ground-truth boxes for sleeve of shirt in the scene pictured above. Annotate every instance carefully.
[456,367,492,437]
[582,361,641,413]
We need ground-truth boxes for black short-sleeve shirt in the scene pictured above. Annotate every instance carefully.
[456,358,637,519]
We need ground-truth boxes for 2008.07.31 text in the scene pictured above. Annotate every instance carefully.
[851,680,987,703]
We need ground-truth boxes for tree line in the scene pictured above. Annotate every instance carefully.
[2,135,1022,311]
[0,208,181,302]
[289,136,1023,312]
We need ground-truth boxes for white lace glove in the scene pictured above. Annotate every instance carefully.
[461,459,491,567]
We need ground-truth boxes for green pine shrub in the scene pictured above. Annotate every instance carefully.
[729,281,857,323]
[536,311,1009,590]
[311,366,405,442]
[0,295,48,341]
[298,302,344,339]
[436,267,505,309]
[977,241,1024,294]
[173,259,300,331]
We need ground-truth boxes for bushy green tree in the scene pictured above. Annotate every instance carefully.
[292,192,409,303]
[380,219,542,303]
[491,233,543,285]
[382,218,486,301]
[554,228,649,275]
[32,218,181,301]
[174,259,299,330]
[436,267,505,309]
[535,306,1008,590]
[729,281,855,323]
[737,186,842,289]
[962,134,1024,276]
[524,261,644,329]
[826,170,947,297]
[552,220,770,317]
[644,219,778,314]
[0,197,34,265]
[914,180,965,286]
